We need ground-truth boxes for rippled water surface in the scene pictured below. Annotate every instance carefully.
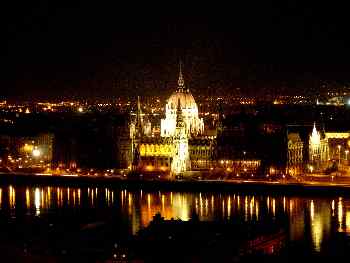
[0,183,349,255]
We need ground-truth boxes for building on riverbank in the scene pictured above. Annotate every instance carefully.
[52,113,128,170]
[309,123,329,170]
[287,132,304,176]
[130,64,194,175]
[0,132,54,170]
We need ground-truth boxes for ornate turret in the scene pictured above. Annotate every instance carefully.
[177,61,185,92]
[136,96,143,137]
[131,96,143,171]
[310,122,320,146]
[309,122,329,169]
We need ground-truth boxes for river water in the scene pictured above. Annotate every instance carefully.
[0,183,349,258]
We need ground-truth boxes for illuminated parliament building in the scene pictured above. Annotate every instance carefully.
[129,64,208,175]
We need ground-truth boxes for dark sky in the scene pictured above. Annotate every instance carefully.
[3,1,350,100]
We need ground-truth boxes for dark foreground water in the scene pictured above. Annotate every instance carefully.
[0,183,349,261]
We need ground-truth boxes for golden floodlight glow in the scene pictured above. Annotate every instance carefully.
[309,165,314,173]
[146,165,153,171]
[310,124,321,146]
[32,148,41,157]
[23,143,34,153]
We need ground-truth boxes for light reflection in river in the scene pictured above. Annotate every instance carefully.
[1,185,350,253]
[34,188,40,215]
[338,197,343,231]
[25,188,30,209]
[8,185,15,209]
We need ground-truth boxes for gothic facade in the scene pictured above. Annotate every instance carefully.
[130,65,195,175]
[308,123,329,169]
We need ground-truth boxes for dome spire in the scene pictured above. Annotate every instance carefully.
[177,61,185,92]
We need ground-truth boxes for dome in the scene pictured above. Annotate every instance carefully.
[167,90,198,111]
[160,62,204,137]
[166,62,198,111]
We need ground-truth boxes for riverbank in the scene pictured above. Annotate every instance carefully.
[1,172,350,196]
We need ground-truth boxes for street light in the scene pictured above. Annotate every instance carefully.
[309,165,314,174]
[345,150,349,161]
[338,145,342,167]
[32,148,41,158]
[270,167,275,175]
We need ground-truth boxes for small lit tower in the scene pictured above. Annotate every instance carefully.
[136,96,143,138]
[309,122,329,169]
[216,99,225,136]
[309,123,321,164]
[131,96,143,171]
[171,98,190,174]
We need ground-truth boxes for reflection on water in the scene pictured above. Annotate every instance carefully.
[0,184,350,253]
[35,187,40,216]
[9,185,15,209]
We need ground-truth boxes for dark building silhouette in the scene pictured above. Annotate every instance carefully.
[52,113,129,169]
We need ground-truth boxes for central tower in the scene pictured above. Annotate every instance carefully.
[171,98,191,174]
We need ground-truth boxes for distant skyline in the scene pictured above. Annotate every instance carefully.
[4,2,350,99]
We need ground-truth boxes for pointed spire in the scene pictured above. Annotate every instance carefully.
[137,96,141,114]
[136,96,143,134]
[310,122,320,145]
[217,99,224,134]
[177,61,185,92]
[312,122,317,134]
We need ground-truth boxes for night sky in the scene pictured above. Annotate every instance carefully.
[3,1,350,100]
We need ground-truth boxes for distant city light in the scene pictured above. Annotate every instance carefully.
[78,107,84,113]
[32,148,41,157]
